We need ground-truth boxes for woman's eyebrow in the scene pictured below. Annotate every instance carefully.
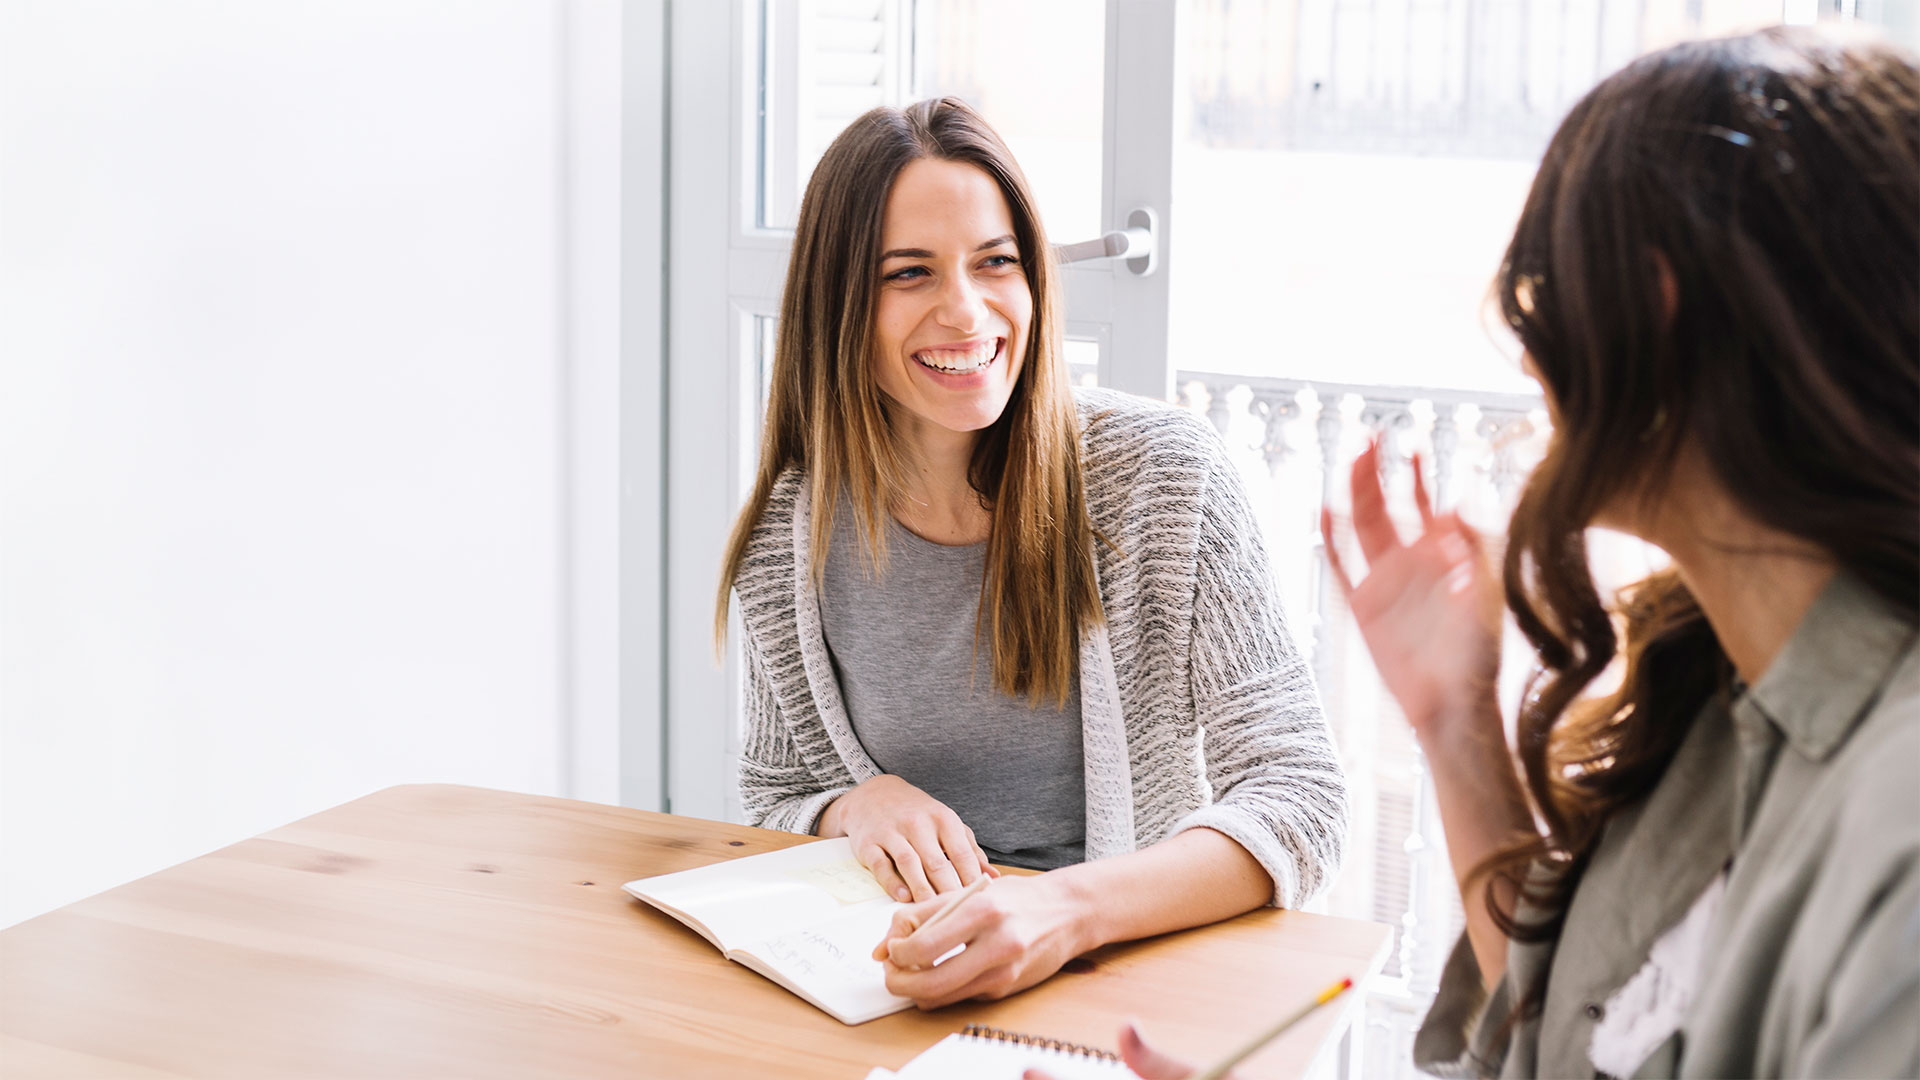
[879,234,1017,261]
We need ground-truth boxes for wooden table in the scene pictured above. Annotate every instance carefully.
[0,784,1391,1078]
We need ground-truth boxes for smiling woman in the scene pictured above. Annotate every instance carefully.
[724,98,1096,714]
[870,161,1034,539]
[713,98,1347,1010]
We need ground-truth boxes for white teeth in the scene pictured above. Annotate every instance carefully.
[914,340,998,374]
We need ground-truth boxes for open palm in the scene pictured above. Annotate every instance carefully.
[1322,443,1504,734]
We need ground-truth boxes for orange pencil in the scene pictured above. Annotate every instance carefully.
[1190,976,1355,1080]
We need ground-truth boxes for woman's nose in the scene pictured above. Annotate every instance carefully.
[934,273,989,331]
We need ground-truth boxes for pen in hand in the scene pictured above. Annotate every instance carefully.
[872,874,991,966]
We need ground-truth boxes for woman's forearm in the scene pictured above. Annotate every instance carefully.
[876,826,1272,1007]
[1048,826,1273,953]
[1415,692,1535,989]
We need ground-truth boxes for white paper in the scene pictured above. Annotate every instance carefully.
[743,899,910,1023]
[891,1033,1131,1080]
[625,837,915,1024]
[625,837,899,952]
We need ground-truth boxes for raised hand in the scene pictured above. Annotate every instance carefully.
[1322,441,1504,735]
[1324,441,1535,988]
[817,774,997,902]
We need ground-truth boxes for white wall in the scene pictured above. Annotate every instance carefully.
[0,1,617,928]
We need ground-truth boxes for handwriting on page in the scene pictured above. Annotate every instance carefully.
[787,859,889,904]
[760,927,881,985]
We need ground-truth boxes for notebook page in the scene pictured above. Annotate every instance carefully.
[623,837,898,952]
[890,1032,1133,1080]
[735,897,911,1024]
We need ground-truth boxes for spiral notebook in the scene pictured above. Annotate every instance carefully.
[865,1025,1133,1079]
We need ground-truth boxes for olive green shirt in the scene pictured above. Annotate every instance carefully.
[1416,574,1920,1079]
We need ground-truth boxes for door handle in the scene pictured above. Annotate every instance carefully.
[1053,207,1158,276]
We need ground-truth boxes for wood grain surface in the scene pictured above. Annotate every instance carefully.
[0,784,1390,1079]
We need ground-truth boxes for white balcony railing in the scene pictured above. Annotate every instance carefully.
[1159,367,1551,1080]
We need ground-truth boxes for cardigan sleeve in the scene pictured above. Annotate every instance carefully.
[736,627,853,835]
[1165,450,1348,908]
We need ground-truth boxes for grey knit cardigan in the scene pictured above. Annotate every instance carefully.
[731,386,1347,907]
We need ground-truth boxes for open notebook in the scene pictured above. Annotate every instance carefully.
[622,837,913,1024]
[867,1026,1134,1079]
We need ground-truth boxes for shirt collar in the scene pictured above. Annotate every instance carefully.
[1739,572,1916,762]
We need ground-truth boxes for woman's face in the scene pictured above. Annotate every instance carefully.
[870,157,1033,446]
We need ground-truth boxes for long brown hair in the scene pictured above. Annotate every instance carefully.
[1478,26,1920,956]
[714,97,1101,707]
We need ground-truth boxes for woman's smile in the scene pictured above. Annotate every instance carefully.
[911,336,1004,378]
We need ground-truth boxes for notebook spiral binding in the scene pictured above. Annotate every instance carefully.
[958,1024,1122,1062]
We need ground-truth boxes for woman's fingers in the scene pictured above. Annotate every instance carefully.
[969,826,1001,879]
[1411,450,1436,526]
[1447,513,1506,624]
[1029,1022,1210,1079]
[860,841,914,903]
[1030,1024,1210,1079]
[1119,1022,1202,1079]
[938,820,984,887]
[1349,440,1406,564]
[882,835,938,902]
[890,946,1007,1009]
[1452,511,1488,559]
[883,889,996,973]
[834,778,997,904]
[873,898,936,961]
[1332,444,1451,596]
[909,821,964,894]
[907,959,1016,1010]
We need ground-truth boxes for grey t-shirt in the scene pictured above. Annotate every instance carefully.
[819,501,1086,870]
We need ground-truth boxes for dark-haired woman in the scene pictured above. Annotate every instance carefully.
[1048,24,1919,1080]
[714,97,1347,1007]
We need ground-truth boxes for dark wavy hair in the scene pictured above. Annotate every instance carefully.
[1476,24,1920,975]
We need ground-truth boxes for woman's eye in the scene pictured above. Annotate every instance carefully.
[982,254,1020,270]
[884,266,929,282]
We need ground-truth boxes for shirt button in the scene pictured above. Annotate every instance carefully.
[1584,1002,1605,1020]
